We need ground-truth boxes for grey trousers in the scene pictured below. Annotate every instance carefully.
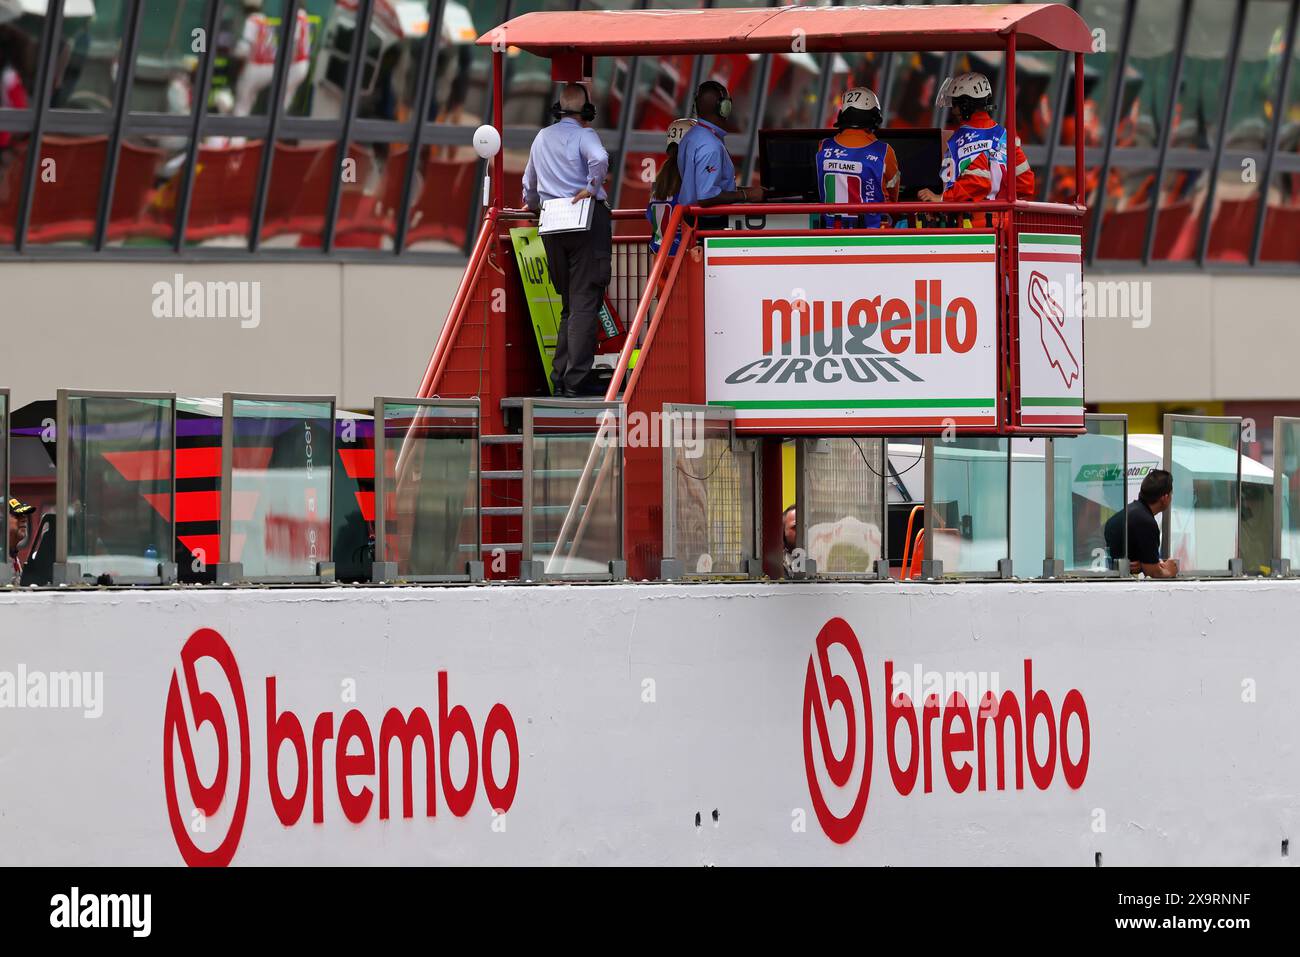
[541,201,611,393]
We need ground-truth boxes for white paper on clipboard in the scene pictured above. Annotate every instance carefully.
[538,197,594,235]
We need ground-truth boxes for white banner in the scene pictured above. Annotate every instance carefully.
[1,581,1296,866]
[1016,233,1086,428]
[703,234,999,432]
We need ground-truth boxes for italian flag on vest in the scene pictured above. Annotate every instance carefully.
[823,173,863,204]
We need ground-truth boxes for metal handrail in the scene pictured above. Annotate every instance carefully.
[419,206,500,398]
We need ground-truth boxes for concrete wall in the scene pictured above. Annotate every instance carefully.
[1,262,1298,409]
[1083,272,1300,404]
[0,580,1296,865]
[0,262,463,410]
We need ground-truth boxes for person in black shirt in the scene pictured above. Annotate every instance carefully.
[1104,469,1178,578]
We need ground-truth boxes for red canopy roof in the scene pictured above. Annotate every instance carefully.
[477,4,1093,56]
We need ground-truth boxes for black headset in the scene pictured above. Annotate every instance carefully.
[550,85,597,123]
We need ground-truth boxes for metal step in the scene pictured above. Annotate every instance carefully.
[481,434,523,445]
[463,542,560,553]
[482,468,593,481]
[479,505,574,517]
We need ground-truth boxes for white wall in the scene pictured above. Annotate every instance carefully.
[2,262,1298,409]
[1083,272,1300,404]
[0,580,1295,866]
[0,262,463,409]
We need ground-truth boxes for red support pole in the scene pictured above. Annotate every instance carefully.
[493,50,505,209]
[1074,51,1086,208]
[1005,30,1017,206]
[761,439,786,580]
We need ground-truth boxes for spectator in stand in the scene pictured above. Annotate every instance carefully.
[1104,469,1179,578]
[0,26,30,153]
[232,0,313,117]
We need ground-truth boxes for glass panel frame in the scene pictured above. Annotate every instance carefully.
[924,437,1012,580]
[522,398,624,582]
[660,403,760,581]
[220,391,336,584]
[1273,415,1300,577]
[1162,413,1243,577]
[795,436,889,582]
[373,396,481,583]
[0,387,9,585]
[54,388,177,586]
[1048,413,1129,579]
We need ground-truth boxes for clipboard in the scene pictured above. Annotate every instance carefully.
[538,196,594,235]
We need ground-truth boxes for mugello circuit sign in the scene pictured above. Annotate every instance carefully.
[703,234,999,432]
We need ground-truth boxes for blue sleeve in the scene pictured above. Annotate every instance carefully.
[690,138,725,202]
[676,137,698,207]
[580,129,609,195]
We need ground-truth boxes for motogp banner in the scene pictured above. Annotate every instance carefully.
[703,234,999,432]
[1016,233,1085,429]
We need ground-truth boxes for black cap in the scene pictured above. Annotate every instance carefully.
[8,498,34,517]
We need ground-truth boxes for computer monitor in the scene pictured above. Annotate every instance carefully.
[759,128,946,202]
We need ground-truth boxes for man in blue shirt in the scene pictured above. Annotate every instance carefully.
[522,83,611,396]
[676,81,763,228]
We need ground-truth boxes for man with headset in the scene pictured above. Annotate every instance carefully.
[676,80,763,229]
[522,83,611,397]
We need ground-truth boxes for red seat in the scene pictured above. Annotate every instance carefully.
[405,152,478,248]
[1260,204,1300,262]
[1095,205,1148,260]
[1206,197,1257,262]
[25,135,108,244]
[160,141,266,243]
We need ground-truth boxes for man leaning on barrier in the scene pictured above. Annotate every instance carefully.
[1104,469,1179,579]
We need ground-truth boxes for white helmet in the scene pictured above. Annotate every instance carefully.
[936,71,993,108]
[840,87,882,113]
[666,118,696,148]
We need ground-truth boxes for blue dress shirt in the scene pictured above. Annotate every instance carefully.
[675,119,736,208]
[521,117,610,208]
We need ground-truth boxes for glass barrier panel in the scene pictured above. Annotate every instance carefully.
[801,438,885,577]
[930,438,1009,577]
[667,409,755,578]
[1165,417,1241,574]
[1011,438,1048,575]
[1279,419,1300,571]
[332,414,375,583]
[63,393,174,582]
[226,397,333,579]
[528,402,623,578]
[1055,417,1127,573]
[1,388,7,508]
[380,401,479,579]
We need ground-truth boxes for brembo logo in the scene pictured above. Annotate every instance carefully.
[163,628,520,866]
[803,618,1090,844]
[725,281,978,388]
